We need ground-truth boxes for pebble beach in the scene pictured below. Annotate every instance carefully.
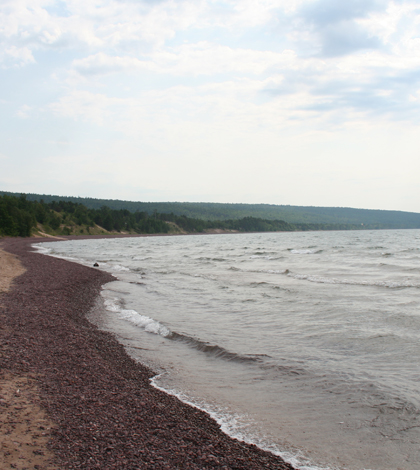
[0,236,295,470]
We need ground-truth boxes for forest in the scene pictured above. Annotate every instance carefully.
[1,190,420,229]
[0,194,365,237]
[0,195,169,237]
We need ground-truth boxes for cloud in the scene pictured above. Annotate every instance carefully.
[48,75,360,143]
[0,0,402,69]
[295,0,387,56]
[18,0,416,128]
[5,3,420,143]
[318,22,381,57]
[0,45,35,68]
[300,0,385,27]
[72,53,148,75]
[15,104,32,119]
[265,56,420,123]
[72,45,297,77]
[0,0,183,66]
[49,90,125,125]
[0,0,303,69]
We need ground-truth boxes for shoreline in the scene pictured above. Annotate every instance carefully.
[1,236,295,470]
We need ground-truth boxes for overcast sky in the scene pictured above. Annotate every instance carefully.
[1,0,420,212]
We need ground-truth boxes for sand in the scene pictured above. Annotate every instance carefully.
[0,246,57,469]
[0,248,26,294]
[0,237,295,470]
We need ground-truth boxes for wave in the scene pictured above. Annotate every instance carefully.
[168,332,269,363]
[180,271,217,281]
[109,264,131,272]
[131,267,146,274]
[245,266,418,289]
[249,255,283,260]
[154,269,176,275]
[287,273,418,289]
[103,297,268,364]
[260,362,306,377]
[32,244,52,255]
[289,249,323,255]
[93,261,131,272]
[32,244,81,262]
[250,269,290,275]
[103,298,171,336]
[149,378,316,470]
[197,256,227,262]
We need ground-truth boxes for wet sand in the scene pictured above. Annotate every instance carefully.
[0,236,295,470]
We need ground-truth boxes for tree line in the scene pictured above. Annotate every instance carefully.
[2,190,420,228]
[1,194,365,238]
[0,195,170,237]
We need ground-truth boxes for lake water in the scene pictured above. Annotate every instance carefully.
[34,229,420,470]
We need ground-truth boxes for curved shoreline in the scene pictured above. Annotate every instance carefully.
[1,236,295,470]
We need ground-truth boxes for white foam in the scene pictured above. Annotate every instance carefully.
[109,264,130,272]
[290,249,317,254]
[32,243,51,255]
[150,375,331,470]
[103,298,170,336]
[31,243,80,262]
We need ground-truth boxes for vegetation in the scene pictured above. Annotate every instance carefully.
[0,195,171,237]
[2,192,419,238]
[1,191,420,229]
[0,195,34,237]
[0,194,369,238]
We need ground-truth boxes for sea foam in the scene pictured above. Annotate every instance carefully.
[103,298,171,336]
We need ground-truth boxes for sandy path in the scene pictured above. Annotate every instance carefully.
[1,246,57,469]
[0,248,26,294]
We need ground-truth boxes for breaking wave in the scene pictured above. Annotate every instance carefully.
[168,332,269,363]
[103,297,268,364]
[288,249,323,254]
[103,298,171,336]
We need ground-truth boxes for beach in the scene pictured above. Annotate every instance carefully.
[0,236,295,470]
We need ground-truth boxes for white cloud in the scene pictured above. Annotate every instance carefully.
[72,53,147,75]
[15,104,32,118]
[49,90,125,124]
[46,75,382,141]
[0,45,35,67]
[72,45,297,77]
[0,0,215,64]
[3,0,420,210]
[0,1,311,68]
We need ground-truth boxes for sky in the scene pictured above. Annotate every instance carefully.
[1,0,420,212]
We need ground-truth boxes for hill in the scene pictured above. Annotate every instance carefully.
[1,191,420,229]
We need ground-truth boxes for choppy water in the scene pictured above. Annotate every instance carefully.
[34,230,420,470]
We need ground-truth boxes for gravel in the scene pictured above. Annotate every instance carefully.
[1,237,295,470]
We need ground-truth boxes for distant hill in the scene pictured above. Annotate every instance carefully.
[1,191,420,229]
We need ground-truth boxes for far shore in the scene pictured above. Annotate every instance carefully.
[0,236,295,470]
